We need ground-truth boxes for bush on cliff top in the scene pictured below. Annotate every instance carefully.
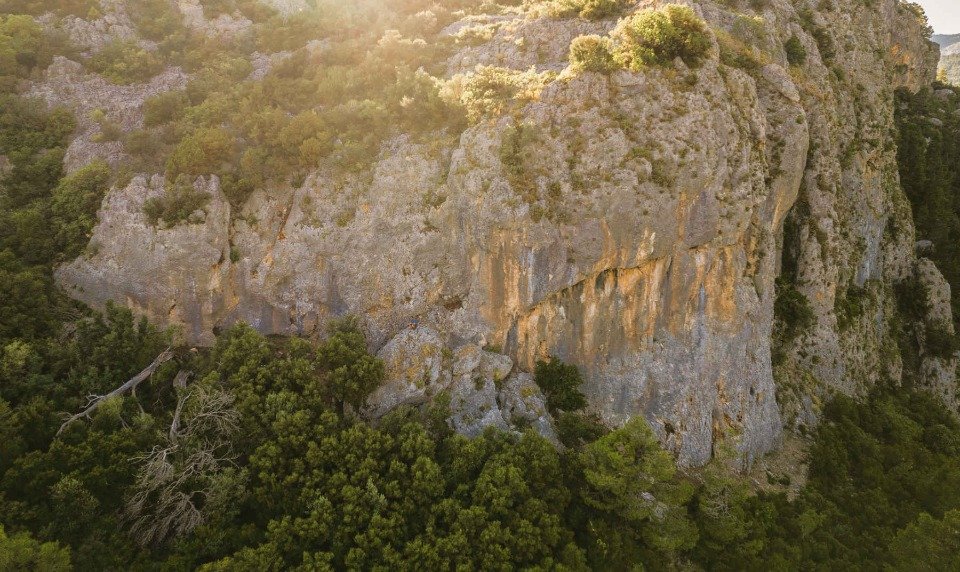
[551,0,632,21]
[612,4,712,69]
[569,34,617,73]
[567,5,712,75]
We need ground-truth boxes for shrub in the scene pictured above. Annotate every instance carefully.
[551,0,632,20]
[924,324,959,360]
[611,4,712,70]
[834,284,867,331]
[556,411,609,447]
[0,524,72,570]
[534,356,588,414]
[499,122,542,201]
[165,127,235,180]
[143,90,189,127]
[51,161,111,259]
[569,35,617,73]
[317,316,386,413]
[0,14,49,89]
[86,41,164,85]
[774,277,815,341]
[128,0,184,42]
[715,29,762,71]
[797,8,835,62]
[143,176,211,228]
[784,34,806,66]
[0,0,95,16]
[454,66,556,123]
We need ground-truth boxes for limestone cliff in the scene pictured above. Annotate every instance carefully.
[41,0,951,466]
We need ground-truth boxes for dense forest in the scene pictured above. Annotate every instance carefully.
[2,0,960,569]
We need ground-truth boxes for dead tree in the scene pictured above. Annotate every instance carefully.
[125,385,241,547]
[57,349,174,436]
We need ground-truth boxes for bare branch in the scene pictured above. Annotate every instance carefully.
[172,369,191,389]
[57,349,174,436]
[169,392,189,444]
[124,386,240,546]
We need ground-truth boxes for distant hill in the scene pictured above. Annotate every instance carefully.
[933,34,960,48]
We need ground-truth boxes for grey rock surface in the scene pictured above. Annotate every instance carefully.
[45,0,954,466]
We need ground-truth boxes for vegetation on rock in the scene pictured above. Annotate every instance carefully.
[0,1,958,570]
[611,4,712,70]
[896,84,960,331]
[568,34,617,73]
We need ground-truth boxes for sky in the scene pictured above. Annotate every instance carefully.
[915,0,960,34]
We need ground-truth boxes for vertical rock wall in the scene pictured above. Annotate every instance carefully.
[50,0,951,465]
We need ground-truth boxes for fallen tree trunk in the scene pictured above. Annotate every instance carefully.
[57,348,175,436]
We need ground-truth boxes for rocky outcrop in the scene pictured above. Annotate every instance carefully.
[57,175,231,344]
[28,57,187,173]
[58,0,138,54]
[771,0,946,424]
[51,0,951,466]
[365,326,556,440]
[177,0,252,38]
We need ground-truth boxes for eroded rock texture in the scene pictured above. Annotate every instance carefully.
[50,0,950,466]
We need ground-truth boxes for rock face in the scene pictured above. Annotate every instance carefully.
[27,57,187,173]
[51,0,951,466]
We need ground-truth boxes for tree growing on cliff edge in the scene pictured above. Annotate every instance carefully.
[534,356,588,414]
[611,4,712,70]
[317,317,385,414]
[575,417,698,567]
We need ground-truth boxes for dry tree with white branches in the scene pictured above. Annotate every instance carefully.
[124,384,241,547]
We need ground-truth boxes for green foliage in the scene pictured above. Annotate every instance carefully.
[690,452,761,565]
[0,524,71,571]
[550,0,631,21]
[1,5,960,571]
[568,34,617,73]
[774,277,815,341]
[534,356,587,414]
[834,283,867,332]
[0,95,77,266]
[0,251,57,342]
[576,417,698,566]
[86,41,165,85]
[889,509,960,570]
[317,317,385,413]
[797,7,835,62]
[896,86,960,330]
[0,14,46,90]
[0,0,95,17]
[611,4,712,70]
[899,1,933,36]
[715,28,763,71]
[143,176,212,228]
[51,161,111,259]
[555,411,608,448]
[142,90,190,127]
[128,0,185,42]
[784,34,807,66]
[456,65,555,123]
[800,389,960,565]
[165,127,235,180]
[498,122,542,202]
[925,323,960,360]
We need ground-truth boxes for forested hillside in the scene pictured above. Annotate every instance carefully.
[2,0,960,569]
